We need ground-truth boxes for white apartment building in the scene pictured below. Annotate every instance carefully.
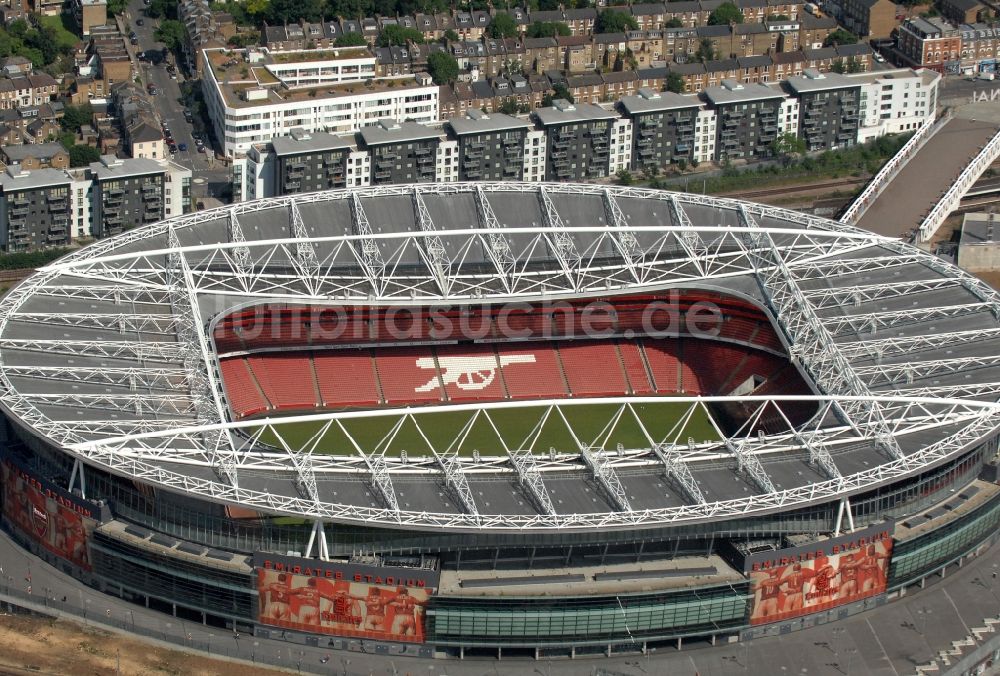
[854,68,941,142]
[201,46,439,159]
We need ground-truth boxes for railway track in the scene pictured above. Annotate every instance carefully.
[719,177,868,200]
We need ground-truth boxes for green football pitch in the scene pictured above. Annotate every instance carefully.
[252,400,720,457]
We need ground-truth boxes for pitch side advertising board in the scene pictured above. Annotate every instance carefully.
[746,522,894,626]
[0,456,98,571]
[253,553,439,643]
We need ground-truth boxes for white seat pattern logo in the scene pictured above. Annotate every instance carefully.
[415,354,536,392]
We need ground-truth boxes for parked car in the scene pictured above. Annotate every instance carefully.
[130,37,138,45]
[135,18,144,25]
[177,142,187,152]
[197,145,207,153]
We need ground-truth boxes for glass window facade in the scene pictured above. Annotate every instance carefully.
[889,490,1000,590]
[427,584,750,647]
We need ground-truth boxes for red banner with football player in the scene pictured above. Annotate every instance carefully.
[254,555,438,643]
[0,457,97,571]
[746,523,894,626]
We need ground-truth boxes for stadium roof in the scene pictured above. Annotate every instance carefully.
[1,183,999,533]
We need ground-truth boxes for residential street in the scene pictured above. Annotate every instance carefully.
[121,0,231,202]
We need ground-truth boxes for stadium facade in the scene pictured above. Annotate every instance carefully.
[0,182,999,658]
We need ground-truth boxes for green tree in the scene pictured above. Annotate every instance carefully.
[488,12,519,39]
[379,25,424,46]
[708,2,743,25]
[327,0,374,18]
[594,9,638,33]
[443,29,460,41]
[664,17,683,28]
[61,104,93,132]
[525,21,571,38]
[335,32,367,47]
[552,82,573,102]
[426,51,459,84]
[771,131,806,162]
[227,31,261,48]
[154,20,187,52]
[694,38,716,62]
[498,98,520,114]
[665,71,685,93]
[145,0,178,19]
[68,144,100,167]
[615,168,634,185]
[7,19,26,39]
[824,29,859,46]
[767,13,790,20]
[268,0,324,24]
[245,0,270,16]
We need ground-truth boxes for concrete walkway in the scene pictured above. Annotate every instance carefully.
[3,525,1000,675]
[856,117,1000,238]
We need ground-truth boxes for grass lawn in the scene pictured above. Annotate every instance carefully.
[37,15,80,52]
[253,400,719,458]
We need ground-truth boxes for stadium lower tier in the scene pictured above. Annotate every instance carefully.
[218,338,794,419]
[2,429,999,657]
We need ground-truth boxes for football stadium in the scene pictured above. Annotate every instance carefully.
[1,182,1000,658]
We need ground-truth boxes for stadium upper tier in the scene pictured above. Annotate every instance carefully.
[1,183,1000,533]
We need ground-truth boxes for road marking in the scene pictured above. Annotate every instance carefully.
[865,616,899,676]
[943,588,970,634]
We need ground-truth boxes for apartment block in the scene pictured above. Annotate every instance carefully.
[0,167,78,251]
[234,67,937,199]
[533,100,618,182]
[785,69,861,151]
[201,46,439,159]
[359,120,442,186]
[618,89,701,172]
[72,0,106,36]
[89,157,191,238]
[703,80,785,162]
[447,110,534,182]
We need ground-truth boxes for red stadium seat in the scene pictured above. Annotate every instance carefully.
[617,340,655,394]
[313,350,381,407]
[558,340,628,397]
[496,342,568,399]
[218,358,270,418]
[641,340,681,393]
[247,353,318,411]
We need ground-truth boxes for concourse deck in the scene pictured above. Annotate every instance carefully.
[855,117,1000,238]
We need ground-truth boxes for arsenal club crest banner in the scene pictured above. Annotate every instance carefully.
[745,522,894,626]
[252,553,438,643]
[0,456,98,571]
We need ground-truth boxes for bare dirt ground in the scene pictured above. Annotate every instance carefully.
[0,613,280,676]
